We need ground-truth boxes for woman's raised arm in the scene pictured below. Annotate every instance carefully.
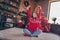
[38,6,44,19]
[26,5,31,18]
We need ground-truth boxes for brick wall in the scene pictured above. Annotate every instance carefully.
[19,0,49,17]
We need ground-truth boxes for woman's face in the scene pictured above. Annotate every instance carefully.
[33,13,37,18]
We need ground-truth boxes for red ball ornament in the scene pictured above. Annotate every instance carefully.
[24,1,29,7]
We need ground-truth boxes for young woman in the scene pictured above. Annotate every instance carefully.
[23,5,44,37]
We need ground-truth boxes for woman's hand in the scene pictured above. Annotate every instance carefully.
[38,6,42,9]
[26,5,31,10]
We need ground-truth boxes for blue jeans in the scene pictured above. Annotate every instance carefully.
[23,29,42,36]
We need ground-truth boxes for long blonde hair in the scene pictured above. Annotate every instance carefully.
[34,5,42,13]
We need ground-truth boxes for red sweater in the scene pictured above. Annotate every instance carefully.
[27,9,44,32]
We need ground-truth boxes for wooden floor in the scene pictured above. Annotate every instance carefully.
[0,28,60,40]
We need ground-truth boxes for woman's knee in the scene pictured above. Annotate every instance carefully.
[39,30,42,32]
[23,29,31,34]
[36,30,42,34]
[23,29,28,32]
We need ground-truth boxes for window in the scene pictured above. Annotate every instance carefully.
[49,1,60,24]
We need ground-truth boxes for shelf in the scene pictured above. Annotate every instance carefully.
[0,0,20,14]
[0,7,17,14]
[0,0,5,2]
[0,2,18,9]
[10,0,20,4]
[8,6,18,12]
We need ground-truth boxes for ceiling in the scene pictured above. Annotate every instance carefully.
[49,0,60,2]
[33,0,60,2]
